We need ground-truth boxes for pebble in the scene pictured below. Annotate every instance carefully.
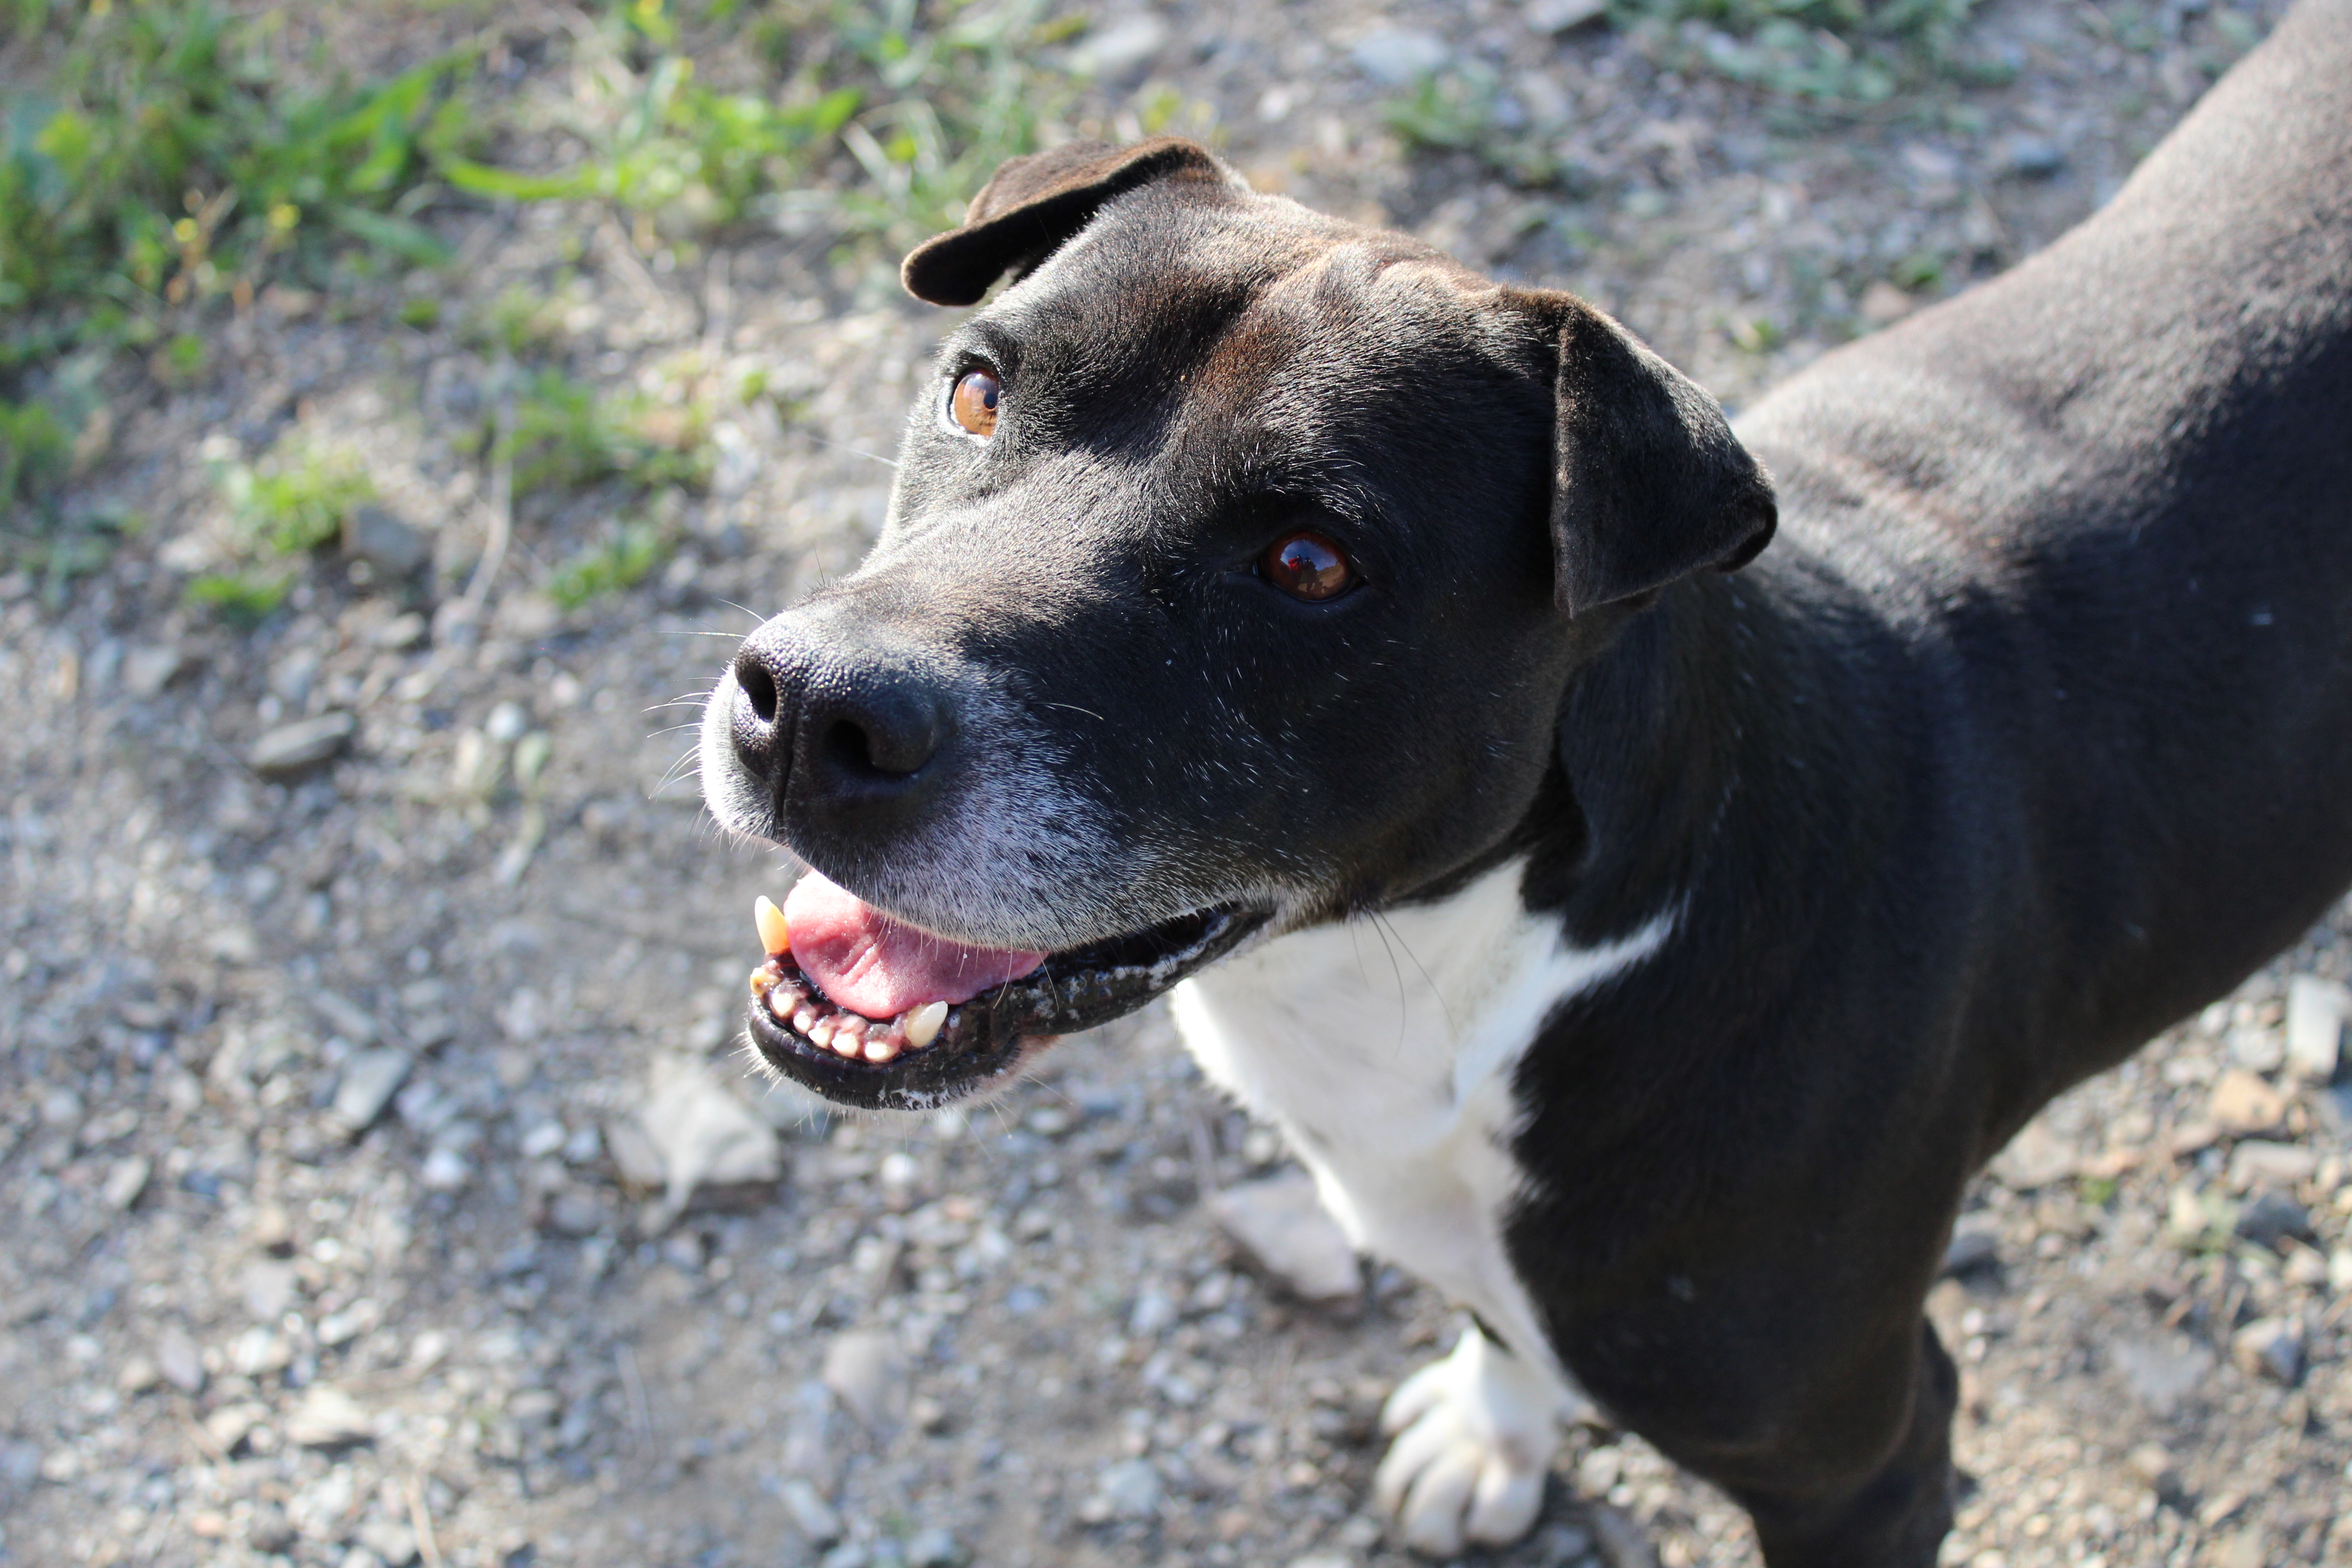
[121,645,188,697]
[1940,1224,2001,1277]
[2230,1316,2305,1385]
[636,1056,784,1225]
[821,1329,907,1431]
[2285,973,2348,1080]
[1083,1457,1163,1521]
[1988,1121,2078,1190]
[2001,136,2068,178]
[2109,1333,2213,1414]
[1523,0,1607,32]
[1209,1173,1362,1303]
[2229,1142,2319,1192]
[2208,1068,2287,1134]
[1066,13,1167,80]
[155,1328,205,1395]
[101,1155,150,1210]
[342,504,432,578]
[286,1385,374,1447]
[333,1049,412,1132]
[779,1477,843,1544]
[904,1526,961,1568]
[419,1146,471,1192]
[249,712,358,777]
[1352,26,1450,85]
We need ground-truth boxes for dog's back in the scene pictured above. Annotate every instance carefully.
[1736,0,2352,1094]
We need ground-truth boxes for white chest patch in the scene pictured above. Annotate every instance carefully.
[1171,861,1673,1382]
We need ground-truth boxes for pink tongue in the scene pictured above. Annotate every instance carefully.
[782,869,1046,1020]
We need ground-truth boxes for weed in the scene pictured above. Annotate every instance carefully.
[220,446,377,555]
[1383,64,1593,191]
[500,371,711,497]
[183,568,292,626]
[397,297,443,330]
[0,0,461,376]
[1606,0,1992,110]
[0,397,69,514]
[547,519,668,610]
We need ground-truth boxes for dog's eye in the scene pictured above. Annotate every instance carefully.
[950,369,1000,438]
[1260,530,1355,602]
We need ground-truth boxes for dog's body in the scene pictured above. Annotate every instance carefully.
[701,3,2352,1561]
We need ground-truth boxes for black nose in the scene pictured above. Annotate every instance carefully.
[728,618,954,829]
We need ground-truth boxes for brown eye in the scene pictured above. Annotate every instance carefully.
[1261,530,1354,602]
[950,368,1000,437]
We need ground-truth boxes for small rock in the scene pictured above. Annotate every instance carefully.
[248,1505,299,1553]
[231,1326,291,1376]
[1352,26,1450,85]
[103,1155,151,1210]
[636,1056,784,1224]
[285,1384,374,1447]
[155,1328,206,1395]
[207,1402,269,1452]
[2001,137,2067,178]
[317,1299,380,1348]
[2209,1068,2287,1134]
[2285,974,2349,1080]
[2234,1189,2312,1249]
[122,645,189,697]
[249,711,357,777]
[343,505,432,578]
[312,988,381,1045]
[1209,1173,1362,1303]
[2126,1441,2177,1490]
[1940,1224,2000,1278]
[779,1476,841,1543]
[905,1527,962,1568]
[242,1258,299,1320]
[116,1353,162,1394]
[1084,1457,1163,1522]
[370,611,428,650]
[2230,1142,2318,1192]
[2231,1316,2305,1385]
[419,1146,471,1192]
[2110,1333,2214,1413]
[1066,13,1167,80]
[1524,0,1607,31]
[822,1329,907,1430]
[540,1186,607,1238]
[334,1049,412,1132]
[356,1520,420,1566]
[1859,280,1918,325]
[1989,1120,2078,1191]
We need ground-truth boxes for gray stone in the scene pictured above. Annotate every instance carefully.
[780,1477,843,1544]
[102,1155,150,1210]
[822,1329,907,1430]
[333,1049,412,1132]
[1940,1222,2000,1277]
[1524,0,1607,32]
[242,1258,299,1320]
[356,1519,420,1566]
[343,505,431,578]
[1988,1119,2077,1190]
[2285,973,2348,1080]
[155,1327,206,1395]
[2230,1143,2319,1194]
[1209,1173,1362,1303]
[250,712,356,777]
[2232,1316,2305,1384]
[2002,137,2067,178]
[1067,14,1168,80]
[2111,1333,2215,1413]
[1352,27,1450,85]
[635,1055,784,1224]
[285,1384,374,1447]
[122,645,189,697]
[2234,1189,2313,1248]
[905,1527,962,1568]
[1088,1457,1163,1521]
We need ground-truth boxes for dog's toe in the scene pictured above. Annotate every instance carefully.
[1372,1326,1562,1556]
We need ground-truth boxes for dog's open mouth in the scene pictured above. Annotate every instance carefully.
[740,871,1268,1110]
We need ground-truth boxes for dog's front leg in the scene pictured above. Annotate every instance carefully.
[1372,1321,1571,1555]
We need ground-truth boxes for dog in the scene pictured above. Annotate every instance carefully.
[697,0,2352,1558]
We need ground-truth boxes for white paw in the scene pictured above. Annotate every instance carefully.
[1373,1327,1564,1557]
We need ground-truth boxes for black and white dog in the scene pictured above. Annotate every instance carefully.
[698,0,2352,1558]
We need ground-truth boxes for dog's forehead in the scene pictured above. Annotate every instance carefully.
[989,189,1518,411]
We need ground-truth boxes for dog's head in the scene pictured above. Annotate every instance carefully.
[701,138,1774,1108]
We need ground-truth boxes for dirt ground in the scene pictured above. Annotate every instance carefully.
[5,0,2351,1565]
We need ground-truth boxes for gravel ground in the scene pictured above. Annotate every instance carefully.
[6,0,2351,1565]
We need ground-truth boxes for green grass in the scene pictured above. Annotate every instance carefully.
[1610,0,2001,108]
[548,519,667,610]
[499,370,713,497]
[183,567,292,627]
[220,446,377,555]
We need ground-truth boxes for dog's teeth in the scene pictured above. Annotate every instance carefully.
[836,1017,867,1045]
[806,1018,835,1049]
[828,1028,862,1058]
[862,1034,901,1063]
[754,896,791,957]
[748,967,776,1000]
[792,1006,819,1033]
[906,1001,948,1049]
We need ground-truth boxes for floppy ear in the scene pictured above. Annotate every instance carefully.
[1509,289,1778,616]
[901,137,1238,307]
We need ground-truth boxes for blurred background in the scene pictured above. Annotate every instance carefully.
[5,0,2350,1565]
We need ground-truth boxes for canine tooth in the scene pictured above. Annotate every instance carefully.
[906,1001,948,1049]
[862,1034,901,1063]
[755,896,791,957]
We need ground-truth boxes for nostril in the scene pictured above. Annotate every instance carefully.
[821,718,879,777]
[736,655,779,725]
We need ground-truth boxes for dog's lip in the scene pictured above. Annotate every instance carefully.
[740,902,1272,1111]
